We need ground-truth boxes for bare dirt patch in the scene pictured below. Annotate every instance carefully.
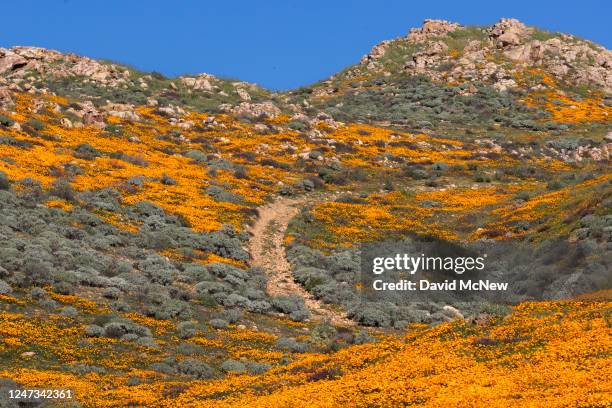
[248,196,354,327]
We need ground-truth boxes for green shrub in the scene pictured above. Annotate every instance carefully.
[245,361,270,374]
[85,325,104,337]
[288,120,309,131]
[51,178,76,201]
[206,185,243,204]
[0,171,9,190]
[0,114,15,127]
[289,309,311,322]
[25,119,45,131]
[272,294,306,314]
[103,319,152,338]
[221,359,246,373]
[74,143,101,160]
[177,359,214,379]
[276,337,308,353]
[0,135,32,149]
[209,318,229,329]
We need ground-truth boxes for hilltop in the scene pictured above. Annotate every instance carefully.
[0,18,610,407]
[2,18,610,144]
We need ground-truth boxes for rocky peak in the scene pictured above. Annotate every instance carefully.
[487,18,531,47]
[360,19,461,66]
[0,46,132,94]
[407,19,462,43]
[354,17,612,93]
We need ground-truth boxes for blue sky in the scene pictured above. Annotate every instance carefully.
[2,1,610,90]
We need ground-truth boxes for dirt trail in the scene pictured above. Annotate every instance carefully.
[248,196,354,327]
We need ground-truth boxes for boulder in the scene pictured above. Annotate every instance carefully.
[360,40,391,64]
[407,19,462,43]
[0,86,13,108]
[222,101,281,119]
[180,74,214,91]
[236,87,251,101]
[504,40,545,63]
[0,50,27,74]
[488,18,530,47]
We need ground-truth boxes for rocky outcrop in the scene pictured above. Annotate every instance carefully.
[355,18,612,93]
[407,19,462,43]
[407,41,449,70]
[180,74,214,91]
[0,50,27,74]
[504,40,545,63]
[64,101,106,128]
[235,86,251,101]
[487,18,531,47]
[360,19,461,70]
[220,101,281,119]
[0,46,130,88]
[0,86,13,109]
[360,40,392,65]
[102,102,141,122]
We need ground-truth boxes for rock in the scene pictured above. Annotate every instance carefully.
[156,104,185,118]
[2,46,129,87]
[222,101,281,119]
[411,41,449,69]
[0,86,13,108]
[236,87,251,101]
[177,120,194,129]
[0,50,27,74]
[497,31,521,46]
[504,40,545,63]
[360,40,391,64]
[60,118,73,128]
[21,351,36,358]
[103,102,141,121]
[549,62,570,77]
[442,305,464,320]
[180,74,214,91]
[470,314,492,325]
[407,19,462,43]
[253,124,269,134]
[81,103,105,127]
[316,112,333,121]
[463,40,482,54]
[0,279,12,295]
[488,18,530,47]
[493,78,517,92]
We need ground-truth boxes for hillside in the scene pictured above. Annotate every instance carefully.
[291,19,611,131]
[0,18,610,407]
